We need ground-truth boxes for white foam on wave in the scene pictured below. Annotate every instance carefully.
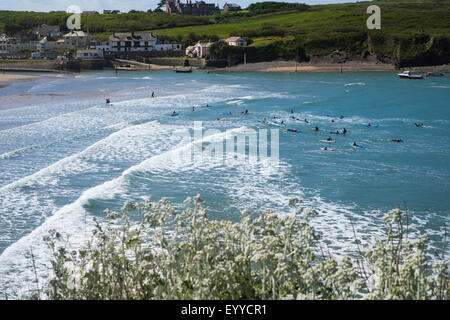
[0,125,290,298]
[430,85,450,89]
[0,120,180,265]
[344,82,366,86]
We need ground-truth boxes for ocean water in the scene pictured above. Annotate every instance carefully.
[0,70,449,297]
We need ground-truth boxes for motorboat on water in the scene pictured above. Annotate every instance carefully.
[398,70,423,79]
[174,67,192,73]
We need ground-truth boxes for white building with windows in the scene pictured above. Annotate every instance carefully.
[90,40,111,52]
[224,36,247,47]
[76,49,104,59]
[107,33,181,52]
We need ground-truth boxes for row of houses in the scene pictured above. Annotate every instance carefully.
[90,33,182,52]
[185,37,247,58]
[1,30,182,55]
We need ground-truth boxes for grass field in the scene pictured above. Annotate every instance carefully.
[150,2,450,38]
[2,1,449,65]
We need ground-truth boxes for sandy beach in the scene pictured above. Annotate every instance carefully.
[0,73,41,88]
[210,60,450,73]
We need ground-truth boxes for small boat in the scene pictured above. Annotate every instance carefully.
[174,67,192,73]
[398,71,423,79]
[426,72,444,77]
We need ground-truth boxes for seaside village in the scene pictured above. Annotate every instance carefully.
[0,1,246,63]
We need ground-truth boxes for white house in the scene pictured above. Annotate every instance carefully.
[109,32,157,52]
[76,49,104,59]
[191,41,213,58]
[0,34,11,54]
[154,43,182,51]
[38,36,53,52]
[90,40,112,52]
[63,31,91,48]
[224,37,247,47]
[108,33,180,52]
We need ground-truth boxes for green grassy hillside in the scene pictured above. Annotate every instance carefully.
[150,1,450,66]
[1,1,449,67]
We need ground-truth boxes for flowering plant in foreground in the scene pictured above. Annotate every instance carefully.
[44,196,448,300]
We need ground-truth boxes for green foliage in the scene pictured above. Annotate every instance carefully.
[0,11,212,35]
[247,2,310,15]
[150,1,450,64]
[43,196,448,300]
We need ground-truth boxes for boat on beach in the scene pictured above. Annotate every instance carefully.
[398,71,423,79]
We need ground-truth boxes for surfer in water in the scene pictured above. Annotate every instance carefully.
[312,126,319,131]
[343,128,347,135]
[331,119,335,123]
[327,136,333,142]
[331,130,340,134]
[352,141,357,147]
[192,107,195,111]
[151,91,155,98]
[304,118,309,123]
[172,110,177,115]
[390,139,403,143]
[290,108,294,113]
[414,123,424,127]
[262,118,267,124]
[106,98,110,104]
[339,115,344,119]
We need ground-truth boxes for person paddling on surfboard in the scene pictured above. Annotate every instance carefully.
[352,141,357,147]
[312,126,319,131]
[172,110,177,115]
[415,123,424,127]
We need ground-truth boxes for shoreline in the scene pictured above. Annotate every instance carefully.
[0,73,43,88]
[208,60,450,73]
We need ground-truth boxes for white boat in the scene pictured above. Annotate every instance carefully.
[398,71,423,79]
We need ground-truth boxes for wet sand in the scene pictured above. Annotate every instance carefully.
[0,74,41,88]
[210,60,450,73]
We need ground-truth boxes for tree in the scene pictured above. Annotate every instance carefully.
[157,0,166,10]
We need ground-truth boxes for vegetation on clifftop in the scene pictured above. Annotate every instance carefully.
[41,196,448,300]
[1,1,450,66]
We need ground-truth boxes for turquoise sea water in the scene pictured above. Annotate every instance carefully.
[0,70,449,297]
